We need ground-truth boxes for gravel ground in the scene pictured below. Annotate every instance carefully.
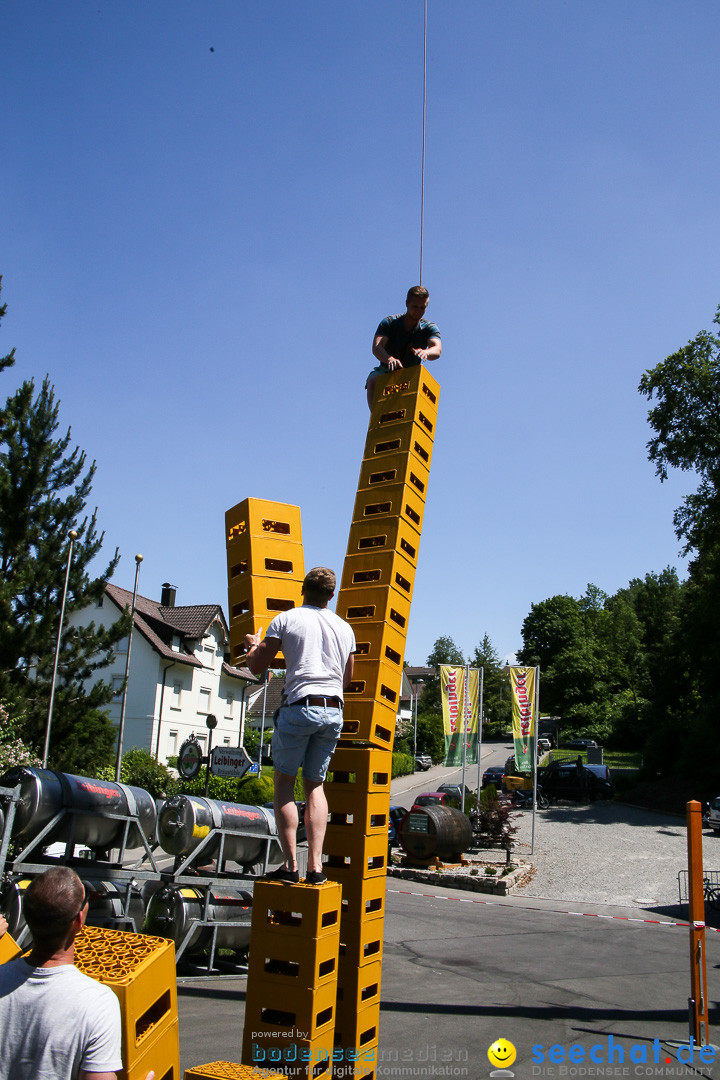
[506,798,719,908]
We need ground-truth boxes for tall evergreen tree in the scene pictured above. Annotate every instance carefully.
[469,633,511,734]
[420,635,466,713]
[0,280,126,773]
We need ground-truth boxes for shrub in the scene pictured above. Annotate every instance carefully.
[474,786,518,848]
[392,753,414,778]
[0,703,41,775]
[96,747,177,798]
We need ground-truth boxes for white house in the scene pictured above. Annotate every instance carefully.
[67,582,257,763]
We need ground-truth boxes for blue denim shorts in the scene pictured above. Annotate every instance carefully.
[272,704,344,783]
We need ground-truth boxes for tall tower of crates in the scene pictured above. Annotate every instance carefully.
[232,365,439,1078]
[327,363,439,1069]
[225,498,306,669]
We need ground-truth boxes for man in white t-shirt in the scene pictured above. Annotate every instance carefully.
[0,866,154,1080]
[245,566,355,884]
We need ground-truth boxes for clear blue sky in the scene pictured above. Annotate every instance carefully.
[3,1,717,666]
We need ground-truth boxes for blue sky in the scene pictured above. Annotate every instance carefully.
[2,1,717,666]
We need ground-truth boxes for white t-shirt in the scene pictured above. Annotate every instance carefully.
[267,605,356,704]
[0,958,123,1080]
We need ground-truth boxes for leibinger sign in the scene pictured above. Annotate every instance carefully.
[530,1036,716,1075]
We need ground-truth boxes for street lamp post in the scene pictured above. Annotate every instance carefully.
[42,530,78,768]
[204,714,217,797]
[412,676,425,768]
[115,554,143,781]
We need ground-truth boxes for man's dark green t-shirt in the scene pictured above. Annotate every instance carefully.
[375,314,441,367]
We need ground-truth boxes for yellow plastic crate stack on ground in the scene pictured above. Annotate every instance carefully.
[241,880,341,1080]
[225,498,305,669]
[322,365,439,1078]
[185,1066,288,1080]
[0,930,20,964]
[73,925,179,1080]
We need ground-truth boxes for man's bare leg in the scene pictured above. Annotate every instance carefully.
[274,770,299,871]
[366,373,378,410]
[303,778,328,874]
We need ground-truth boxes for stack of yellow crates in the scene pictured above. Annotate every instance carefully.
[328,364,439,1076]
[74,925,179,1080]
[225,498,305,669]
[241,879,341,1079]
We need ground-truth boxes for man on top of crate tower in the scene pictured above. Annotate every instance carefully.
[245,566,356,885]
[0,866,155,1080]
[365,284,442,409]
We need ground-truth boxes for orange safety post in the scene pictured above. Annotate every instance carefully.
[686,800,710,1047]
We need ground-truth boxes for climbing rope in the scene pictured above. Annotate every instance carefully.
[419,0,428,285]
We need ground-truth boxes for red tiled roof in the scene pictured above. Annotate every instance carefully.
[104,583,255,682]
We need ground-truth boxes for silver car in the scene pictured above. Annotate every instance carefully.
[706,797,720,834]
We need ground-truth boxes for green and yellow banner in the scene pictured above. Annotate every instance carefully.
[440,665,480,766]
[508,666,537,773]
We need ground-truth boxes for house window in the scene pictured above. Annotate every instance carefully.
[112,675,124,696]
[198,688,211,714]
[171,682,182,710]
[116,637,129,654]
[225,694,234,719]
[223,737,231,746]
[96,596,104,609]
[168,731,178,755]
[172,635,181,653]
[195,734,207,752]
[203,644,216,667]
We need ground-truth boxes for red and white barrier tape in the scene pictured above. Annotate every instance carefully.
[387,887,720,930]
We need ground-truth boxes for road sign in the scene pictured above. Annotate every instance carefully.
[210,745,252,779]
[177,736,203,780]
[246,762,260,776]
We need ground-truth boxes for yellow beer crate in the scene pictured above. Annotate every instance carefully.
[252,880,341,941]
[350,483,425,538]
[225,498,302,545]
[345,515,422,569]
[340,550,416,604]
[247,927,339,991]
[338,699,396,750]
[326,746,392,793]
[74,926,177,1071]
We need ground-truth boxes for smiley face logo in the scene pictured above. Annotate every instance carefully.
[488,1039,517,1069]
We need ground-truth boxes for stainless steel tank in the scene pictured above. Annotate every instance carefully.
[0,767,157,851]
[143,883,253,956]
[84,879,149,932]
[156,794,282,868]
[2,876,32,941]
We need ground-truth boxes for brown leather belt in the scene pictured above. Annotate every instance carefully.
[289,696,342,708]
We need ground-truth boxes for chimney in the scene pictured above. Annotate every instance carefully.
[161,582,177,608]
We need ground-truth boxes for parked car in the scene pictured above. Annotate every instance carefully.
[411,792,452,809]
[705,797,720,834]
[537,738,552,754]
[388,805,407,849]
[435,783,473,808]
[564,738,599,750]
[583,763,612,785]
[537,762,611,802]
[482,766,506,789]
[414,754,432,771]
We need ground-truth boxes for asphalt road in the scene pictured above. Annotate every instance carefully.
[177,744,720,1077]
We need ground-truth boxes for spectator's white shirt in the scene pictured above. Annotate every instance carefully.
[0,958,122,1080]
